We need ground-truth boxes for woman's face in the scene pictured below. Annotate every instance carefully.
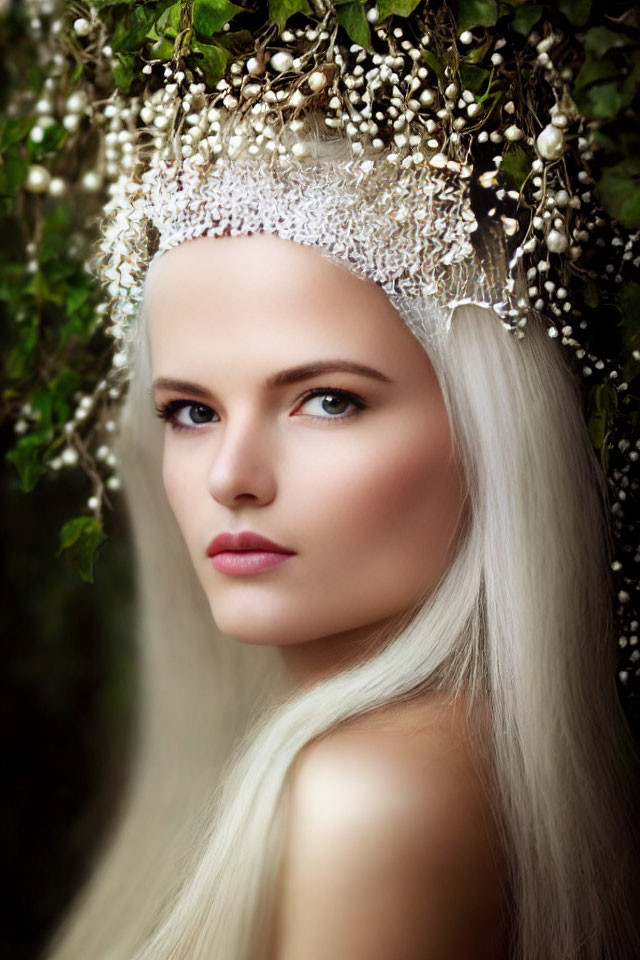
[145,233,466,677]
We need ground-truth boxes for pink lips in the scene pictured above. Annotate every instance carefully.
[206,531,296,576]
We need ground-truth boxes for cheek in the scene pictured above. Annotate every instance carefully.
[161,444,200,545]
[300,412,463,597]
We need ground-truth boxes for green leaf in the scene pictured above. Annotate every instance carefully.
[596,161,640,229]
[0,116,34,148]
[149,37,176,58]
[27,121,67,162]
[193,0,242,38]
[377,0,422,19]
[511,4,543,36]
[58,516,107,584]
[268,0,312,32]
[155,1,182,38]
[216,29,254,55]
[557,0,591,27]
[112,53,137,93]
[336,1,371,49]
[587,382,617,465]
[455,0,498,33]
[6,435,48,492]
[49,367,82,425]
[191,40,230,85]
[421,49,445,78]
[500,146,530,190]
[111,0,176,50]
[0,152,29,203]
[573,52,618,93]
[584,26,631,58]
[459,62,490,95]
[581,81,631,121]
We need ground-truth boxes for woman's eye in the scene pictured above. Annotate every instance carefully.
[296,389,365,421]
[156,400,216,430]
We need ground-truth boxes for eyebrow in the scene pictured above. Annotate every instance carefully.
[152,360,394,397]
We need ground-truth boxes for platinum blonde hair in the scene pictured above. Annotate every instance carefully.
[46,160,640,960]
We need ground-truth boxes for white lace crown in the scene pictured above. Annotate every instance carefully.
[98,148,515,352]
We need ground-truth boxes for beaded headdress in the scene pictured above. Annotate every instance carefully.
[1,1,639,722]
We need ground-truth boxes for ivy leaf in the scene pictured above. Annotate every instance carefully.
[558,0,592,27]
[584,26,631,58]
[500,147,530,190]
[573,52,618,93]
[216,29,255,55]
[0,152,28,213]
[7,435,48,492]
[112,53,137,93]
[58,516,107,584]
[377,0,422,19]
[155,2,182,38]
[0,116,33,148]
[511,4,543,36]
[586,382,617,471]
[268,0,312,32]
[581,81,632,121]
[336,1,372,49]
[422,49,445,78]
[149,37,175,58]
[27,121,67,162]
[191,40,230,85]
[596,161,640,228]
[193,0,242,38]
[459,62,490,95]
[455,0,498,33]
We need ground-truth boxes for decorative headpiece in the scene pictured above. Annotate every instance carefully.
[1,1,639,720]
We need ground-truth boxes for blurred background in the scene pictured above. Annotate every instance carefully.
[1,433,135,960]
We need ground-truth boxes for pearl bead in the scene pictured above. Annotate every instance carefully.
[270,52,294,73]
[61,447,79,466]
[504,124,523,141]
[308,71,327,92]
[536,123,564,160]
[81,171,101,192]
[546,229,568,253]
[73,17,91,36]
[48,177,66,197]
[25,165,51,193]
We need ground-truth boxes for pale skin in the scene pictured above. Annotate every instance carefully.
[145,232,511,957]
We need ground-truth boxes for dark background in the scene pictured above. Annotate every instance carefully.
[1,420,135,960]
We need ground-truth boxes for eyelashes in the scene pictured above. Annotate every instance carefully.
[155,387,368,432]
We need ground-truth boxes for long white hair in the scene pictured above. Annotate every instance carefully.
[46,242,640,959]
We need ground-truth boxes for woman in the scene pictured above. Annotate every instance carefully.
[43,117,640,958]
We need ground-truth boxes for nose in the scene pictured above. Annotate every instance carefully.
[205,411,277,507]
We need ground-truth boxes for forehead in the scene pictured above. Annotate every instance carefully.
[144,232,437,386]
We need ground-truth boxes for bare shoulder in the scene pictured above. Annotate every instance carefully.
[273,692,511,960]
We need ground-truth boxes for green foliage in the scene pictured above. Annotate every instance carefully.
[511,4,543,36]
[455,0,498,33]
[458,61,491,94]
[191,40,230,84]
[557,0,591,27]
[596,160,640,229]
[500,147,531,190]
[268,0,312,32]
[336,1,371,50]
[193,0,242,38]
[586,381,618,473]
[57,516,107,583]
[377,0,423,20]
